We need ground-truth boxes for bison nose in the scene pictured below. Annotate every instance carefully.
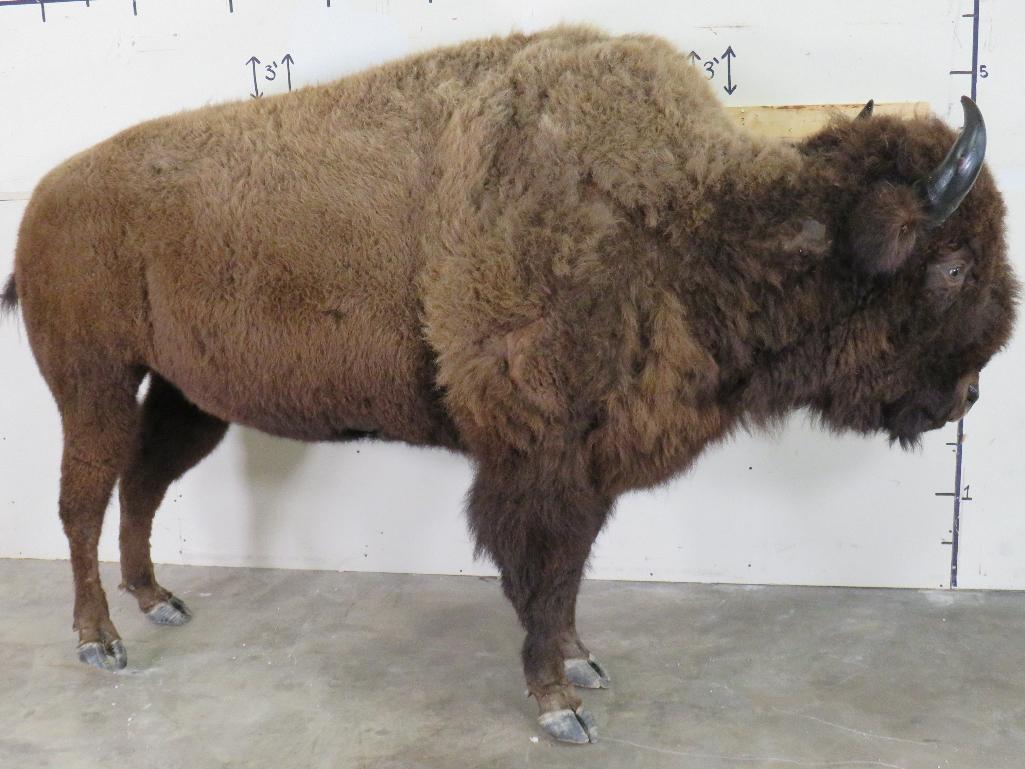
[966,383,980,404]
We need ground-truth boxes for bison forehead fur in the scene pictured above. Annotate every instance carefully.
[6,25,1020,740]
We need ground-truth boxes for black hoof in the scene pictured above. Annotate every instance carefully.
[564,655,611,689]
[538,707,599,744]
[147,595,191,626]
[77,639,127,671]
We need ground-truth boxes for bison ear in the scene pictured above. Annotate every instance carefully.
[848,183,925,274]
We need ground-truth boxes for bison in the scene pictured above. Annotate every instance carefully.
[2,26,1018,744]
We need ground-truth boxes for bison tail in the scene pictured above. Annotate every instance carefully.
[1,274,18,318]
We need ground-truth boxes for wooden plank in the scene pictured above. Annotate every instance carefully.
[725,102,931,140]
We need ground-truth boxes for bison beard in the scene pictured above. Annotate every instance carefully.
[5,26,1019,743]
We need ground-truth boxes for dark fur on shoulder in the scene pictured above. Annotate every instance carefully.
[8,26,1019,740]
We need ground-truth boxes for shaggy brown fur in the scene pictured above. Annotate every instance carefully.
[6,25,1018,741]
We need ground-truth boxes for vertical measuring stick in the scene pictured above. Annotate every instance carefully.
[947,0,982,588]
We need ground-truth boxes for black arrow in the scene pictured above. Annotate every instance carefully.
[721,46,737,95]
[283,53,295,92]
[246,56,262,98]
[687,50,701,66]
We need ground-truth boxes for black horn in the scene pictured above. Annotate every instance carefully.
[922,95,986,227]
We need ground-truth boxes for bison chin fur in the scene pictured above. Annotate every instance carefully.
[882,392,954,450]
[806,390,935,452]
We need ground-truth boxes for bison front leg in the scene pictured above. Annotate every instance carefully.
[560,588,612,690]
[468,459,610,744]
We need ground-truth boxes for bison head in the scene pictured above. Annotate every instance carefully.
[800,97,1018,447]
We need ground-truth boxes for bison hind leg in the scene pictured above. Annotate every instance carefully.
[50,364,145,671]
[118,375,228,624]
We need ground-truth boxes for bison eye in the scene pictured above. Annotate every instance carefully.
[926,257,971,294]
[942,262,967,286]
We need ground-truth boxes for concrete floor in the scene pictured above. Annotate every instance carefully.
[2,560,1024,769]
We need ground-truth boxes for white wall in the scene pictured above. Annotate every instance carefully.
[1,0,1022,589]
